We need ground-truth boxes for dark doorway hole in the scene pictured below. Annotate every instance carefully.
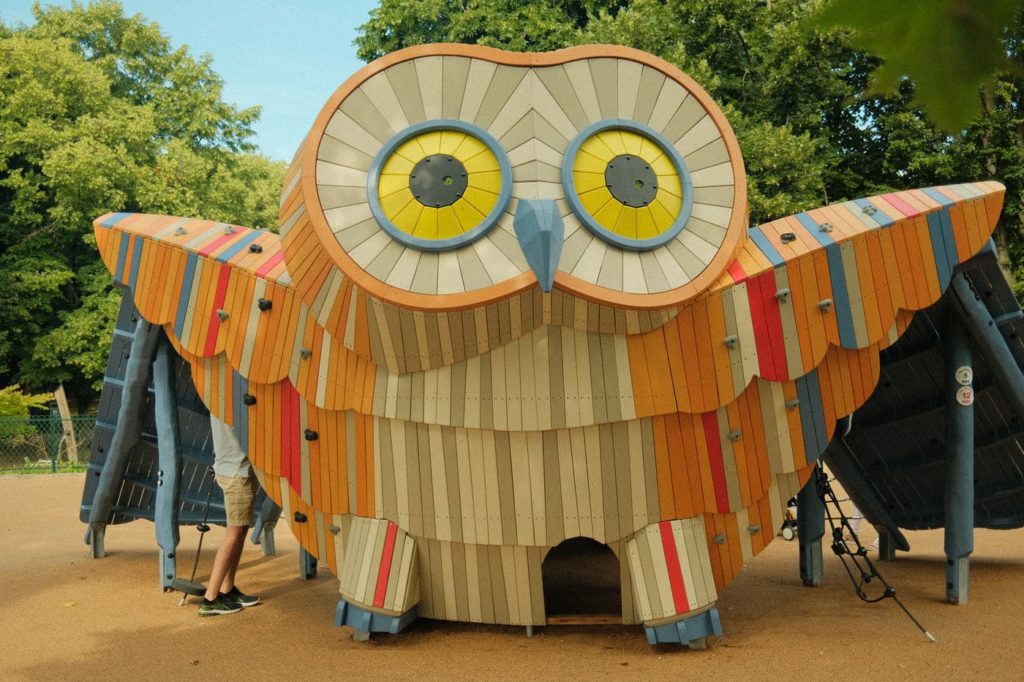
[542,537,621,618]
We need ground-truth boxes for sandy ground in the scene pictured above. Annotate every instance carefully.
[2,474,1022,681]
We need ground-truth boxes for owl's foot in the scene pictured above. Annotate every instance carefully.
[643,607,722,648]
[335,598,419,641]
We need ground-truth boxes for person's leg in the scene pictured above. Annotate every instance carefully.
[219,524,249,593]
[204,525,247,602]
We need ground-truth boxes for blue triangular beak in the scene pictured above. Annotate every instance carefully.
[513,199,564,293]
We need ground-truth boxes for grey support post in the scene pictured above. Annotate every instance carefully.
[86,318,162,557]
[943,316,974,605]
[152,336,184,591]
[797,466,825,587]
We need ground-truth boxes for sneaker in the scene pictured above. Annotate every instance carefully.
[222,586,261,607]
[198,594,242,617]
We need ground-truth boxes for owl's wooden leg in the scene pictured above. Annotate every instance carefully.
[334,517,420,640]
[625,518,722,648]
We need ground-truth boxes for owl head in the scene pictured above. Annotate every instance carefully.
[279,44,747,369]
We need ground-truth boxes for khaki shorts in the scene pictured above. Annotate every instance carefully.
[215,474,258,527]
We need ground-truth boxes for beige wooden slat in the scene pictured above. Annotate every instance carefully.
[384,60,426,124]
[317,135,374,170]
[473,233,524,284]
[678,229,718,265]
[633,66,666,125]
[640,250,671,292]
[436,250,464,295]
[617,58,643,118]
[499,545,521,623]
[319,186,367,211]
[571,237,608,283]
[627,536,654,622]
[588,58,618,119]
[340,88,395,144]
[683,138,730,172]
[736,507,754,563]
[675,116,721,157]
[530,73,579,143]
[442,56,472,119]
[359,71,410,135]
[717,409,743,511]
[365,240,407,283]
[487,215,530,270]
[483,431,503,542]
[464,542,482,622]
[460,58,498,122]
[648,83,687,133]
[487,73,535,141]
[456,243,494,292]
[410,251,440,295]
[622,250,648,294]
[627,421,648,533]
[474,65,528,130]
[325,110,383,158]
[535,65,589,129]
[573,328,594,427]
[563,59,602,123]
[527,431,547,545]
[661,96,705,144]
[383,246,421,290]
[690,161,734,189]
[692,185,735,207]
[596,246,623,291]
[584,425,606,542]
[428,425,451,541]
[514,547,534,625]
[613,335,636,421]
[440,540,458,619]
[415,55,444,120]
[531,327,550,431]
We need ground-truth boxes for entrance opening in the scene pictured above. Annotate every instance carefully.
[542,537,621,623]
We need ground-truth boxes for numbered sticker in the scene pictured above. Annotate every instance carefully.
[956,386,974,406]
[955,366,973,386]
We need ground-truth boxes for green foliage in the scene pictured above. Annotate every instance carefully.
[0,1,285,405]
[0,385,52,418]
[355,0,629,60]
[812,0,1021,131]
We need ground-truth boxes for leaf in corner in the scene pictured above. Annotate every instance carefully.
[811,0,1020,130]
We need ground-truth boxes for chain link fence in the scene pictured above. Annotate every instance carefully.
[0,415,96,474]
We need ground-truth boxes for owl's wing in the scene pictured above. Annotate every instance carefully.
[95,212,384,566]
[627,182,1004,416]
[613,182,1004,586]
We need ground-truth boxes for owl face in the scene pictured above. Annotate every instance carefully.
[280,44,747,358]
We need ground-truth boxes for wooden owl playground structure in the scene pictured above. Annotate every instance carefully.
[81,44,1024,648]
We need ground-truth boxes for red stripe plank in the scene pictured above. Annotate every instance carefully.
[198,230,241,257]
[373,521,399,608]
[881,193,920,218]
[746,273,777,378]
[202,267,232,356]
[281,381,302,494]
[701,412,731,512]
[727,261,747,284]
[255,251,285,278]
[758,271,789,379]
[658,521,690,615]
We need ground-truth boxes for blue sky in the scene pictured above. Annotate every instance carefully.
[0,0,381,161]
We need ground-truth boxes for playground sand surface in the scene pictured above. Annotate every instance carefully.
[2,475,1023,681]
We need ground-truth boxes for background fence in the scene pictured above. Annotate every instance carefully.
[0,415,96,474]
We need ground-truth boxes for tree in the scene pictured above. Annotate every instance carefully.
[0,2,285,408]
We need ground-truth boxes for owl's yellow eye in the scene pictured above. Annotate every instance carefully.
[368,120,512,251]
[564,120,693,250]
